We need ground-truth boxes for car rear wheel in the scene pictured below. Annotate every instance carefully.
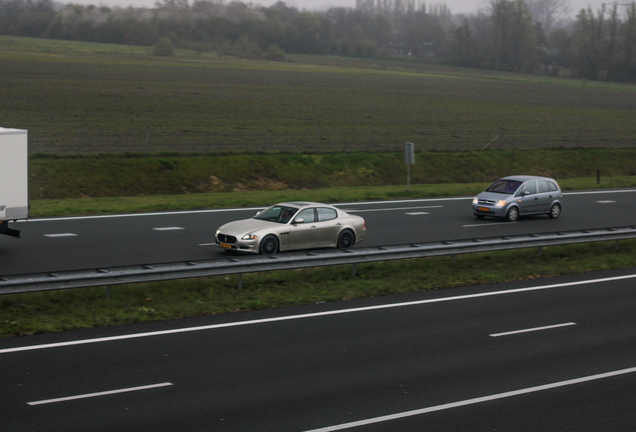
[549,203,561,219]
[506,207,519,222]
[337,230,355,249]
[259,235,278,254]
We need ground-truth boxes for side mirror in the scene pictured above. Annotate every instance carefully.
[255,211,262,216]
[293,218,304,225]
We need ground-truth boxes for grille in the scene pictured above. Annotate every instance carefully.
[217,234,237,244]
[478,199,495,205]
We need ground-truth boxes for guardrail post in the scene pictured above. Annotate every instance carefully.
[615,240,620,250]
[238,273,243,289]
[538,246,543,255]
[451,255,456,265]
[106,286,111,301]
[352,263,357,278]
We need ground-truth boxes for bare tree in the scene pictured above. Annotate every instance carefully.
[526,0,571,33]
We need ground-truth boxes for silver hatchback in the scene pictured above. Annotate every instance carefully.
[472,176,562,222]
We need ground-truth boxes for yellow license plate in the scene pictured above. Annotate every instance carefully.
[478,207,490,212]
[220,242,232,249]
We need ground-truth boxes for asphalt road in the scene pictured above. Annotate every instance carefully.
[1,188,635,276]
[1,269,636,431]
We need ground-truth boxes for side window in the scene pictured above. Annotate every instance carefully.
[295,208,315,223]
[537,180,550,193]
[524,181,537,195]
[548,181,558,192]
[515,185,525,197]
[317,207,337,222]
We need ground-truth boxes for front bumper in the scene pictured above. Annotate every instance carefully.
[471,204,507,218]
[215,236,259,253]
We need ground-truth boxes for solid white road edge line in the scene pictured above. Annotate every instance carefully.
[1,273,635,355]
[489,322,576,337]
[153,227,184,231]
[27,382,173,406]
[301,366,636,432]
[43,233,78,237]
[344,206,442,213]
[463,222,518,227]
[16,188,636,223]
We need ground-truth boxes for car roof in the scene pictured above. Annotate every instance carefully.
[277,202,331,208]
[499,175,555,182]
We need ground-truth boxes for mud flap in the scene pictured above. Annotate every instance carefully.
[0,221,20,238]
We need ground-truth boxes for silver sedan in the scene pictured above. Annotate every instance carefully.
[215,202,366,254]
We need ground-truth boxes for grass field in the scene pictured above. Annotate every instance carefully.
[2,36,636,154]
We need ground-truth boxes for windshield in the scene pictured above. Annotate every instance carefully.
[486,179,523,194]
[254,205,299,224]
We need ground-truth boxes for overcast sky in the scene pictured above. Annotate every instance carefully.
[71,0,612,17]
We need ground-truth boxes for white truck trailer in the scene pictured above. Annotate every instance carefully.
[0,128,28,238]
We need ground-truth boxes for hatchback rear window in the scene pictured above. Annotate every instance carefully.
[486,180,523,194]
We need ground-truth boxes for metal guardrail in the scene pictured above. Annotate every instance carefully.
[1,226,636,295]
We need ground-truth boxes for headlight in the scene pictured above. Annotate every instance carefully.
[472,197,478,205]
[215,229,220,236]
[495,200,506,207]
[242,234,258,240]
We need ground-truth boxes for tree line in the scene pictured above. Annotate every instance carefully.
[1,0,635,81]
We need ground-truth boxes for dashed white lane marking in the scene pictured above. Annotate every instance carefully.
[302,367,636,432]
[405,212,430,215]
[597,200,616,203]
[344,206,442,213]
[15,189,636,224]
[2,273,635,355]
[27,383,173,406]
[43,233,78,238]
[489,322,576,337]
[153,227,184,231]
[463,222,518,227]
[199,243,216,246]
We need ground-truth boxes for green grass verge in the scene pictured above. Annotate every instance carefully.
[27,148,636,210]
[30,175,636,217]
[2,240,635,338]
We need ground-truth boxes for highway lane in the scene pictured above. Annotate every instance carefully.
[0,188,634,276]
[1,269,636,431]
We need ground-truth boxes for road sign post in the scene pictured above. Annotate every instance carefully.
[405,142,415,191]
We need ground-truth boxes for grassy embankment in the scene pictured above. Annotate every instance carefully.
[29,149,636,215]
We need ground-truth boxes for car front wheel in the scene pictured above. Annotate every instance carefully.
[549,203,562,219]
[259,235,278,254]
[337,230,355,249]
[506,207,519,222]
